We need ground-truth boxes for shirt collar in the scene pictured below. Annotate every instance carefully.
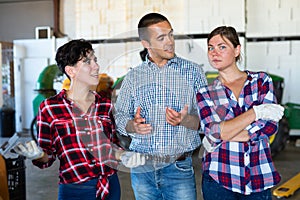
[59,89,99,104]
[212,70,252,87]
[59,89,68,100]
[145,54,179,70]
[244,70,253,82]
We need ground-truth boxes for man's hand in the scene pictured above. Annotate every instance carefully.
[166,105,200,130]
[125,106,152,134]
[120,151,146,168]
[13,140,44,160]
[253,104,284,122]
[166,105,188,126]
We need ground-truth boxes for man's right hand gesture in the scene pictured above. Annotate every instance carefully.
[126,106,152,134]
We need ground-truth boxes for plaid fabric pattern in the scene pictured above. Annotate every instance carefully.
[33,89,119,199]
[115,55,207,155]
[196,71,281,194]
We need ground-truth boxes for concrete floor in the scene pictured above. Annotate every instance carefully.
[1,134,300,200]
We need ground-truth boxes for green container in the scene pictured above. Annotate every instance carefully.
[205,71,219,84]
[284,102,300,129]
[32,90,56,116]
[269,74,284,104]
[36,64,62,90]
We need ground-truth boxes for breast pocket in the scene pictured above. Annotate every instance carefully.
[54,119,76,139]
[97,116,113,139]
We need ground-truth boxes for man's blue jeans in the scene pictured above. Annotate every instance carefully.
[202,172,272,200]
[131,157,197,200]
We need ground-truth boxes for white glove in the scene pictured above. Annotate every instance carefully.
[120,151,145,168]
[253,104,284,122]
[13,140,44,160]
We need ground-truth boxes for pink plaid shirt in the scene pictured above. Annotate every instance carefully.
[197,71,281,194]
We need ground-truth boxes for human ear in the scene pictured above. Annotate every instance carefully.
[141,40,150,49]
[235,45,241,58]
[65,66,76,79]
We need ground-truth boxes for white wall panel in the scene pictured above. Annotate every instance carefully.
[279,22,298,36]
[187,0,244,34]
[218,0,245,32]
[247,0,299,37]
[291,41,300,54]
[246,42,274,71]
[62,0,300,38]
[187,1,207,33]
[289,41,300,103]
[278,55,297,103]
[270,8,290,22]
[281,0,300,9]
[293,6,300,21]
[65,0,245,38]
[246,41,300,104]
[267,41,291,56]
[246,42,268,57]
[246,19,273,37]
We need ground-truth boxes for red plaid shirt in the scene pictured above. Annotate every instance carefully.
[33,89,120,199]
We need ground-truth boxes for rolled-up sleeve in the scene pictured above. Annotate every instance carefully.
[246,73,279,140]
[197,87,225,146]
[32,101,56,168]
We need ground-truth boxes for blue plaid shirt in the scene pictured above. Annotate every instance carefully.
[115,55,207,155]
[197,71,281,194]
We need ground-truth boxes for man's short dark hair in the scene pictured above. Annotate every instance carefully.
[138,13,170,41]
[55,39,93,78]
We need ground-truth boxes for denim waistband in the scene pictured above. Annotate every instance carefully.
[60,178,98,189]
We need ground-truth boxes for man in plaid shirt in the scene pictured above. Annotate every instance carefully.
[115,13,207,200]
